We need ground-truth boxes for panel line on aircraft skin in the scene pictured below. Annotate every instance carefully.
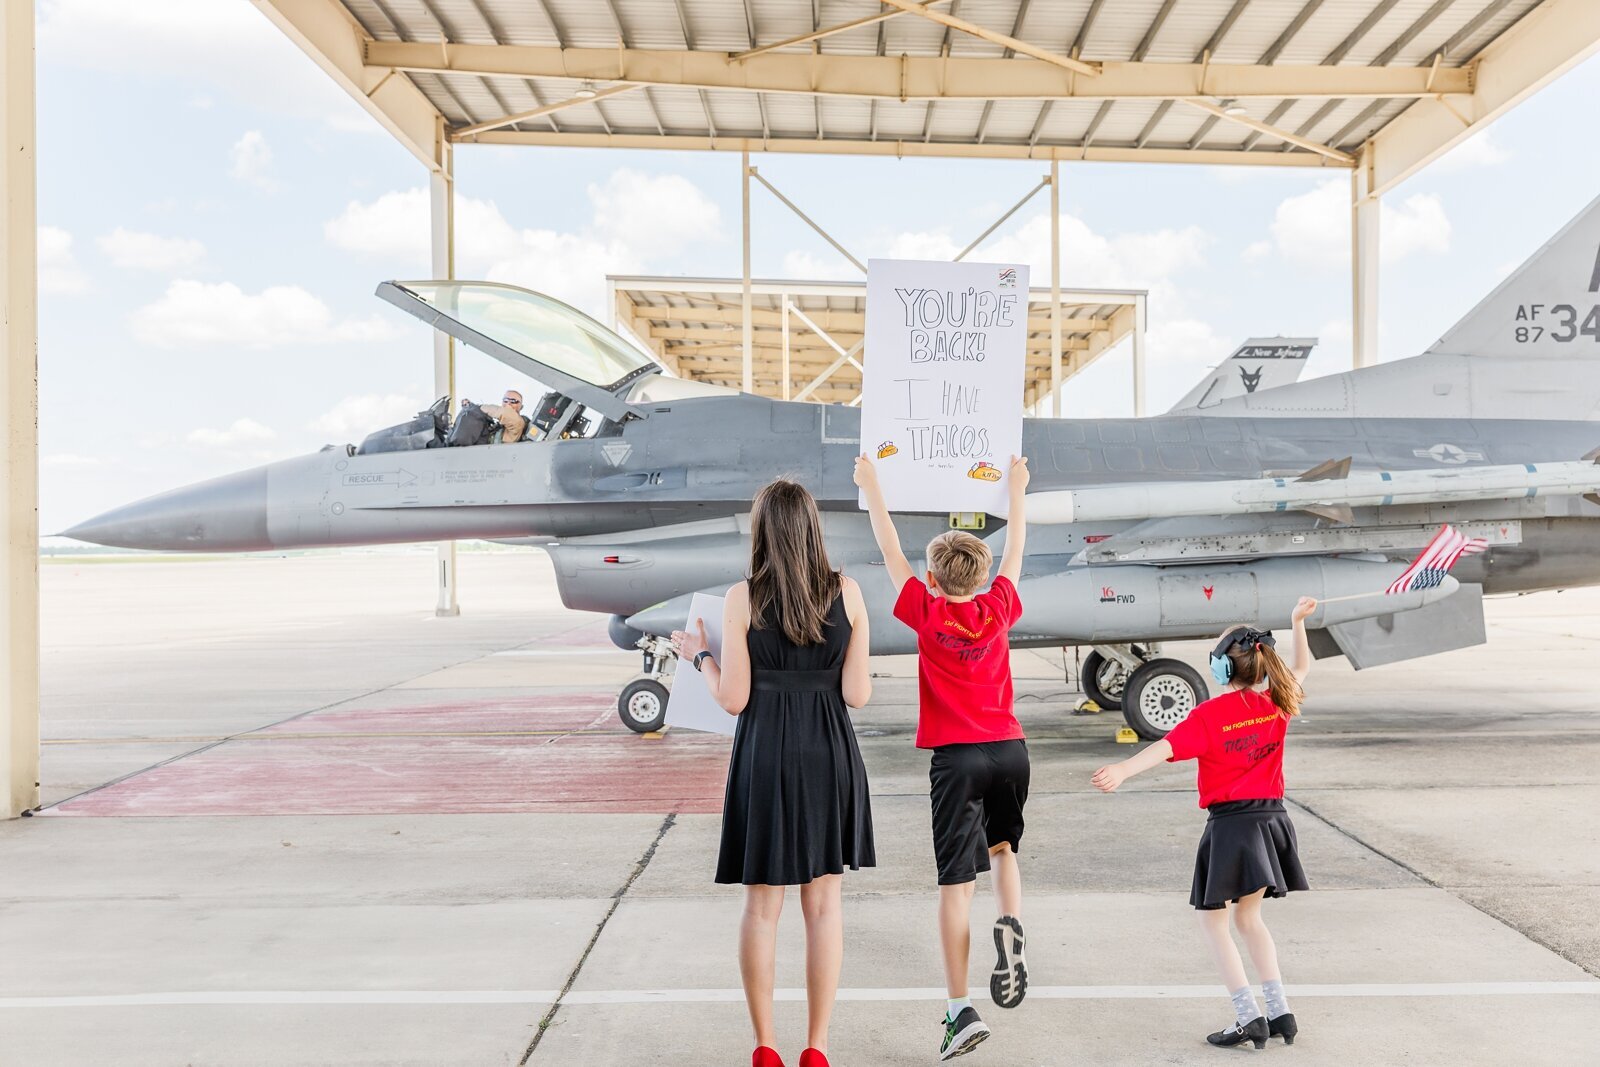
[4,982,1596,1009]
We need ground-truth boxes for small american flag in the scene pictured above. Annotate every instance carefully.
[1386,524,1489,595]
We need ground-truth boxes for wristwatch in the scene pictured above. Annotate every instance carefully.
[694,650,714,671]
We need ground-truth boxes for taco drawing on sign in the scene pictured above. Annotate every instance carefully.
[876,441,899,459]
[967,461,1002,482]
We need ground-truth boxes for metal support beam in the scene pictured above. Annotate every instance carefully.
[430,124,459,617]
[1131,293,1147,417]
[2,0,38,819]
[794,342,866,402]
[254,0,445,170]
[1049,161,1062,417]
[955,175,1049,262]
[1351,147,1380,369]
[471,129,1346,168]
[780,295,791,400]
[1180,97,1352,163]
[741,151,753,394]
[735,0,954,61]
[878,0,1101,77]
[454,83,638,138]
[748,168,867,274]
[1368,0,1600,195]
[368,42,1471,103]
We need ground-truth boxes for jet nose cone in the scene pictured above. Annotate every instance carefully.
[62,467,271,551]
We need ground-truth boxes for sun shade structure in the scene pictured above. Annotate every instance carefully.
[609,275,1143,409]
[260,0,1595,185]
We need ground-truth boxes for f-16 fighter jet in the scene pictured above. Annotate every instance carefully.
[67,195,1600,740]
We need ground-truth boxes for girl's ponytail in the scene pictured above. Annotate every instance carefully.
[1257,642,1303,719]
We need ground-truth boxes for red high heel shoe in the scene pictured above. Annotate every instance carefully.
[798,1050,830,1067]
[753,1047,785,1067]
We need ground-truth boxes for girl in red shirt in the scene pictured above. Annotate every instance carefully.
[1092,596,1318,1051]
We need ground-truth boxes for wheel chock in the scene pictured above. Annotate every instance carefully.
[1115,727,1139,744]
[643,725,671,739]
[1073,699,1102,715]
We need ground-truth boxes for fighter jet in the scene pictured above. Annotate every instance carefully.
[66,194,1600,740]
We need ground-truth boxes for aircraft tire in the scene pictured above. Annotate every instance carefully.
[618,677,670,734]
[1080,650,1126,712]
[1121,658,1209,741]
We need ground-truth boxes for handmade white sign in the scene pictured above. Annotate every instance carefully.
[665,592,737,736]
[859,258,1029,517]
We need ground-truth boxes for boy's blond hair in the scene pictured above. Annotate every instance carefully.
[925,531,992,596]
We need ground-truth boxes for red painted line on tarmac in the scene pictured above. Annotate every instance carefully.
[46,696,730,818]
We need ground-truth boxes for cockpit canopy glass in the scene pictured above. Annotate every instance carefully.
[402,282,653,390]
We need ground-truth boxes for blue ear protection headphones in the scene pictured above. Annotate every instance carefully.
[1209,627,1276,685]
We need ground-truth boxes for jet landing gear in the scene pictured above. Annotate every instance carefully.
[1077,645,1208,741]
[617,635,676,734]
[1121,658,1209,741]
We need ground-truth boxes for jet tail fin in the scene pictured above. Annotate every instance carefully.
[1429,192,1600,358]
[1167,337,1316,412]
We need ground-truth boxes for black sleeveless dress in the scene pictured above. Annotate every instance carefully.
[715,593,876,886]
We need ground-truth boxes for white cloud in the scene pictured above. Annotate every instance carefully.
[1384,193,1452,261]
[130,279,402,349]
[229,131,276,190]
[1242,240,1272,262]
[1263,180,1451,268]
[38,225,89,294]
[38,0,363,126]
[781,249,861,281]
[187,418,275,448]
[322,169,723,316]
[1431,128,1511,174]
[311,393,426,440]
[97,227,205,271]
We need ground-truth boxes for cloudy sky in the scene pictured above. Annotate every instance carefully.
[34,0,1600,533]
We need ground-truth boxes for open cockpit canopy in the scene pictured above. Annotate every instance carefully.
[378,280,662,422]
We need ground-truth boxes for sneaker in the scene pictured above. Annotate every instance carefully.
[939,1006,991,1061]
[989,916,1028,1009]
[1206,1016,1268,1049]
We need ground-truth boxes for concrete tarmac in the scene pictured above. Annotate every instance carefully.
[3,551,1598,1065]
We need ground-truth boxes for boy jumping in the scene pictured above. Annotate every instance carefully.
[854,454,1031,1061]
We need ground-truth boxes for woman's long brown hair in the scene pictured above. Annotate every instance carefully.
[1225,631,1304,719]
[748,479,841,646]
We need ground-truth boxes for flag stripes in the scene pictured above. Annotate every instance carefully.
[1385,525,1489,595]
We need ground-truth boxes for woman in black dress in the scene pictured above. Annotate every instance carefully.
[673,479,875,1067]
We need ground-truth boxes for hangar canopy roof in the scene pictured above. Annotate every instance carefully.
[257,0,1597,191]
[610,275,1140,406]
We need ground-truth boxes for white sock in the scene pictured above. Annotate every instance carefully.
[1230,986,1261,1028]
[947,996,972,1019]
[1262,978,1290,1019]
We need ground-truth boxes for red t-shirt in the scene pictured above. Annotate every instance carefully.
[1163,688,1289,809]
[893,575,1026,749]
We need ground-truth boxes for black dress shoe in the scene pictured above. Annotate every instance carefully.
[1207,1016,1268,1049]
[1269,1012,1298,1045]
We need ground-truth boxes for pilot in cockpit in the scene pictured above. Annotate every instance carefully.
[470,390,529,443]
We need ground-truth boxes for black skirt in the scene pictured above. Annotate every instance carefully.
[1190,799,1309,910]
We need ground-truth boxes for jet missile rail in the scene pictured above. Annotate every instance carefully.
[1027,459,1600,526]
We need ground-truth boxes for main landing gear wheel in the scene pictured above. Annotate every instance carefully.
[1121,658,1209,741]
[1080,650,1128,712]
[618,677,669,734]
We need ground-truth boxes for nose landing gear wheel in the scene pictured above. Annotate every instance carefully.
[1121,658,1208,741]
[1080,650,1127,712]
[618,677,669,734]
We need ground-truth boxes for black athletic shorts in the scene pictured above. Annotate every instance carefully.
[928,739,1030,886]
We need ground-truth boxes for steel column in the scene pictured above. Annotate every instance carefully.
[1050,161,1062,417]
[430,123,460,617]
[2,0,39,818]
[741,151,753,393]
[1132,293,1148,417]
[1352,146,1380,368]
